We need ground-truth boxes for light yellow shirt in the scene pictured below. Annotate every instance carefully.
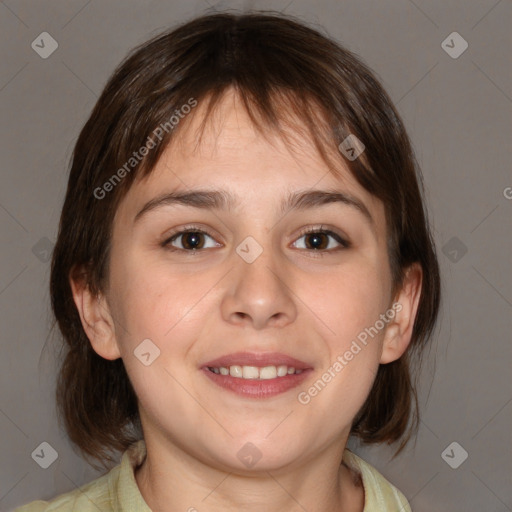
[15,440,412,511]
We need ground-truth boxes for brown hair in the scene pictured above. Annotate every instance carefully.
[50,11,440,470]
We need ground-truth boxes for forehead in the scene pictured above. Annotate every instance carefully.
[116,90,385,227]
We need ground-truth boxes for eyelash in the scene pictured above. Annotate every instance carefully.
[161,224,351,257]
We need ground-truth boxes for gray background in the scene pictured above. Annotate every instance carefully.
[1,0,511,511]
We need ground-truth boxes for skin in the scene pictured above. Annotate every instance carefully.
[71,89,422,512]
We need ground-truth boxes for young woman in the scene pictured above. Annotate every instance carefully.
[17,11,440,512]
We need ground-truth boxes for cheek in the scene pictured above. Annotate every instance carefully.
[109,255,218,355]
[297,265,387,424]
[304,258,391,341]
[109,260,214,408]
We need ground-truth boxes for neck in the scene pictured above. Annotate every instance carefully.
[134,435,364,512]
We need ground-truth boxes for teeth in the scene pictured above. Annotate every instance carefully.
[209,365,304,379]
[242,366,259,379]
[277,365,288,377]
[230,366,243,378]
[259,366,277,379]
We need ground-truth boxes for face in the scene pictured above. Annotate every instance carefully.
[89,90,404,472]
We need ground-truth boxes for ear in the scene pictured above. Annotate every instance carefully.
[380,263,423,364]
[69,266,121,360]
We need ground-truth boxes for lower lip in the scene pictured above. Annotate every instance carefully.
[201,367,313,399]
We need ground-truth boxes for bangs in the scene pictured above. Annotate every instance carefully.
[136,85,352,185]
[97,12,386,208]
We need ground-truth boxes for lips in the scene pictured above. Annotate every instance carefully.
[201,351,313,370]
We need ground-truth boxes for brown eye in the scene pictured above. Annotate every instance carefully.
[303,232,329,250]
[293,228,350,252]
[179,232,206,250]
[163,229,220,252]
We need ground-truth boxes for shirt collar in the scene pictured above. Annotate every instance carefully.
[114,439,152,511]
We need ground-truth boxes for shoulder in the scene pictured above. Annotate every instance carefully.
[14,440,148,512]
[13,465,119,512]
[342,449,412,512]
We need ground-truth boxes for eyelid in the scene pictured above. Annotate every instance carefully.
[294,225,351,248]
[290,226,351,258]
[161,224,221,248]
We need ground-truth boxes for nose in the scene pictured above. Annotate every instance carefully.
[220,244,298,330]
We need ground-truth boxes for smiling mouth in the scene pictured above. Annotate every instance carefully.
[207,364,304,379]
[201,365,313,399]
[200,351,313,398]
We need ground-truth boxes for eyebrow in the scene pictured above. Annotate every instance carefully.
[133,188,374,227]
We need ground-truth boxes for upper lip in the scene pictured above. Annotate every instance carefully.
[202,351,313,370]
